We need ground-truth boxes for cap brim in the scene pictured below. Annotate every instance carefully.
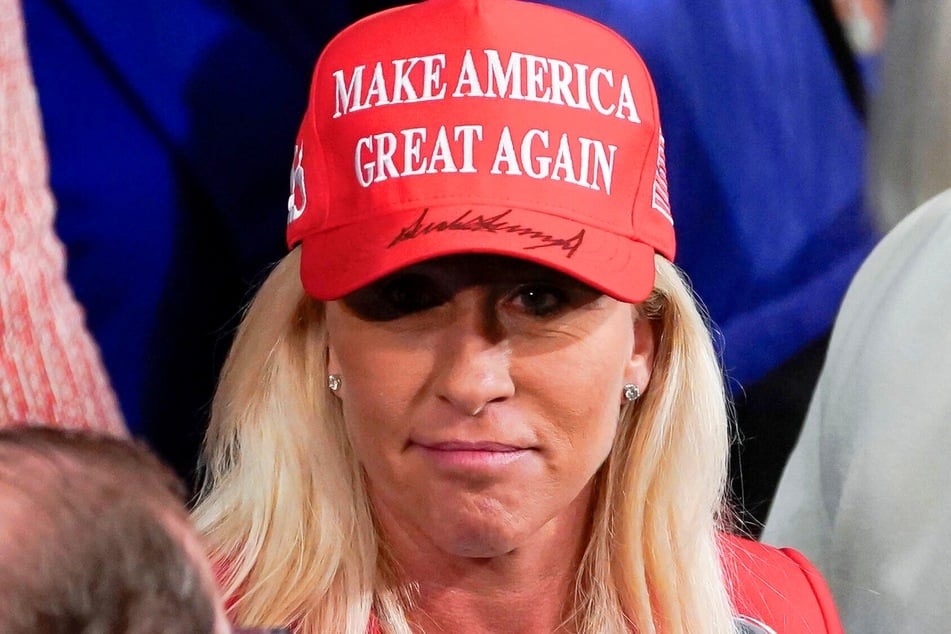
[299,204,656,303]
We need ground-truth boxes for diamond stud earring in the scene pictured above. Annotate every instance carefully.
[623,383,640,402]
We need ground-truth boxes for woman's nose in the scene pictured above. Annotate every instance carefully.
[431,294,515,416]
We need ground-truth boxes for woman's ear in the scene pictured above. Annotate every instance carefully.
[625,311,656,393]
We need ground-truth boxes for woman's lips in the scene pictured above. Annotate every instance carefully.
[413,440,531,468]
[426,441,524,451]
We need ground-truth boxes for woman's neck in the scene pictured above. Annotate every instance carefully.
[375,486,594,633]
[407,566,579,633]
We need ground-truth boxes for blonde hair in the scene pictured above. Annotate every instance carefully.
[193,248,735,633]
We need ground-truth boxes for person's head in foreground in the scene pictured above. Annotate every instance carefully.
[0,425,231,634]
[193,2,840,633]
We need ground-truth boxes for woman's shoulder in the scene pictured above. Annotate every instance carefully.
[719,532,843,634]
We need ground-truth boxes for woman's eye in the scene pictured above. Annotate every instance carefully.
[507,284,569,317]
[343,275,445,320]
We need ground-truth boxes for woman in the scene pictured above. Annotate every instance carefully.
[193,1,842,632]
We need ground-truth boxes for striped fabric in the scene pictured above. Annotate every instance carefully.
[0,0,125,433]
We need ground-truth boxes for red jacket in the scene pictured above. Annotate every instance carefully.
[723,533,843,633]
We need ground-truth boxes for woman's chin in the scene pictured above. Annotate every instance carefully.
[424,510,531,559]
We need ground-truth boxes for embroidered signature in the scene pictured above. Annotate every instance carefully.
[388,209,585,257]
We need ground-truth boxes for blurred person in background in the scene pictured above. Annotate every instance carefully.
[763,188,951,633]
[0,0,124,434]
[0,426,229,633]
[763,1,951,630]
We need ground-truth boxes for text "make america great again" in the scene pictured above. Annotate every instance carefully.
[332,49,643,123]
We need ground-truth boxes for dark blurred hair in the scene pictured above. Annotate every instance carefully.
[0,426,217,633]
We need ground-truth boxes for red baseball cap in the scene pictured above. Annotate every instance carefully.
[286,0,674,303]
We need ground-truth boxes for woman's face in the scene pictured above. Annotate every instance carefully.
[325,255,654,559]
